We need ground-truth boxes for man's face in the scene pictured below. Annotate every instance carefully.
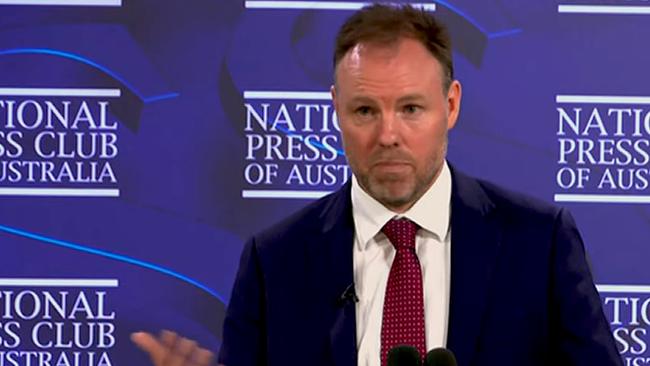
[332,37,462,212]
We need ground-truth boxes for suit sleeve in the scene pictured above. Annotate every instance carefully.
[550,208,623,366]
[218,237,267,366]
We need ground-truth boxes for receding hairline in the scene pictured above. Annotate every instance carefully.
[333,37,449,91]
[332,4,454,91]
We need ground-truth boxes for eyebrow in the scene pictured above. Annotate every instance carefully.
[346,94,426,105]
[347,96,376,105]
[396,94,426,103]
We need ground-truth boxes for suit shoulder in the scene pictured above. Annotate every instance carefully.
[467,176,577,250]
[250,185,349,252]
[475,178,563,222]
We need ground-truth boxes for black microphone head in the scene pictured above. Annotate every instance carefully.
[387,345,422,366]
[424,348,457,366]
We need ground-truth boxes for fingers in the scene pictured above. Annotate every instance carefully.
[131,331,168,365]
[165,335,197,366]
[131,330,214,366]
[192,348,215,366]
[160,329,178,349]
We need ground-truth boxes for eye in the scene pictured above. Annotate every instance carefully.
[403,104,421,114]
[355,106,374,116]
[356,106,371,116]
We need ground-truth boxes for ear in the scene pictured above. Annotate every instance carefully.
[446,80,462,130]
[330,84,338,112]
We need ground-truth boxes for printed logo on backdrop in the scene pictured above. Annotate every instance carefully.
[0,88,121,198]
[558,0,650,15]
[554,95,650,204]
[242,91,350,199]
[0,278,118,366]
[599,285,650,365]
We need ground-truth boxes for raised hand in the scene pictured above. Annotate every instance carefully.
[131,330,214,366]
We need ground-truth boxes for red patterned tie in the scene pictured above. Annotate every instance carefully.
[381,218,426,366]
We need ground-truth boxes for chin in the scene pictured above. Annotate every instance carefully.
[372,186,415,207]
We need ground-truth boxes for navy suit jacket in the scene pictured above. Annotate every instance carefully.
[218,168,622,366]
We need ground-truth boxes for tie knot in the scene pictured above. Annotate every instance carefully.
[382,218,418,250]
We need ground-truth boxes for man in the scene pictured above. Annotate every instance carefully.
[134,4,623,366]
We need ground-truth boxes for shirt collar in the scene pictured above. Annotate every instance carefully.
[351,161,452,251]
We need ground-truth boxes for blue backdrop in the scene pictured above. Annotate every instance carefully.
[1,0,649,365]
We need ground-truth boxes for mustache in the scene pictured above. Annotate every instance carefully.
[368,150,414,165]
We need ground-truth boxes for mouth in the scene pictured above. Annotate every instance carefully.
[374,161,409,166]
[371,161,412,174]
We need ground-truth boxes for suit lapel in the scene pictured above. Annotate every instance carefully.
[446,168,502,366]
[306,182,357,366]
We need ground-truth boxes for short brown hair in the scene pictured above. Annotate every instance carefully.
[333,3,454,90]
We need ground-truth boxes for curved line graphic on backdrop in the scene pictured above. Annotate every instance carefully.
[433,0,522,39]
[0,223,226,304]
[0,48,180,103]
[274,125,346,157]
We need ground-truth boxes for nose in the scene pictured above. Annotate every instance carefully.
[377,112,400,147]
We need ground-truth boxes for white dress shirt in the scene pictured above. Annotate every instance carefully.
[352,161,452,366]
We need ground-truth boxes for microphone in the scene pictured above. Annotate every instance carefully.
[387,345,422,366]
[337,283,359,307]
[424,348,457,366]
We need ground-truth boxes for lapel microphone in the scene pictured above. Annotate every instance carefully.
[424,348,457,366]
[387,345,422,366]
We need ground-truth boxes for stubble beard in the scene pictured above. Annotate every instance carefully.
[353,135,448,212]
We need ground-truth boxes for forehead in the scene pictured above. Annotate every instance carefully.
[334,38,444,96]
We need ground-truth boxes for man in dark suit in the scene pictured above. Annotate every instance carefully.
[134,4,622,366]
